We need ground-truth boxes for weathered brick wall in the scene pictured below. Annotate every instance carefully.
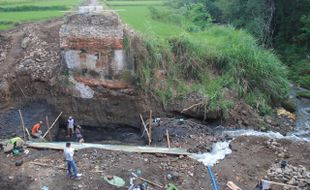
[59,12,134,90]
[61,37,123,50]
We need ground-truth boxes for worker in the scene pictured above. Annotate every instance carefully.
[32,121,43,138]
[67,116,75,137]
[75,125,84,143]
[64,142,82,180]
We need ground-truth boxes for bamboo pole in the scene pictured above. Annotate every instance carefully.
[42,112,63,138]
[25,128,31,139]
[166,130,171,148]
[18,110,26,139]
[139,114,151,145]
[148,110,152,145]
[45,116,52,141]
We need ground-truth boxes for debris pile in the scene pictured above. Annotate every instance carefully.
[16,25,59,82]
[0,35,11,65]
[266,163,310,189]
[265,139,290,158]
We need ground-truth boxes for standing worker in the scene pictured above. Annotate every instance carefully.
[75,125,84,143]
[64,142,82,180]
[67,116,75,137]
[32,121,43,138]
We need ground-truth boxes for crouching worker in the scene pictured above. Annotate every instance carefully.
[75,125,84,143]
[64,142,82,180]
[32,121,43,138]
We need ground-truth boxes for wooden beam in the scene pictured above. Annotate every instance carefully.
[42,112,62,138]
[18,110,26,139]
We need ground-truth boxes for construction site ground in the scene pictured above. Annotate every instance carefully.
[0,136,309,190]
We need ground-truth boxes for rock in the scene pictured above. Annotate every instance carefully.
[8,176,14,180]
[21,37,30,49]
[15,160,23,166]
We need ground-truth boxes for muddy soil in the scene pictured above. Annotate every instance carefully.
[0,148,214,190]
[212,136,310,189]
[1,136,309,190]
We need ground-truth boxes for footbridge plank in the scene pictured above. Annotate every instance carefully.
[26,142,191,155]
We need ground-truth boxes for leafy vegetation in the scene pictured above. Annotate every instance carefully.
[115,0,289,116]
[169,0,310,89]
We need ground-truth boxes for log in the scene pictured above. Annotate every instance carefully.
[18,110,26,139]
[42,112,62,138]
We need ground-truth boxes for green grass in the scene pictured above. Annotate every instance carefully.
[0,0,81,7]
[113,5,183,37]
[107,0,163,6]
[0,0,82,30]
[110,0,289,116]
[297,91,310,99]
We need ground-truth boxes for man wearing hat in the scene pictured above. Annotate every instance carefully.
[67,116,75,137]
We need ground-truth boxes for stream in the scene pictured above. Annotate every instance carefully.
[193,85,310,166]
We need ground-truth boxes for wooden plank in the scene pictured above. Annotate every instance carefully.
[26,142,191,155]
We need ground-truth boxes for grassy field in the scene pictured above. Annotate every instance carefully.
[105,0,184,37]
[0,0,82,30]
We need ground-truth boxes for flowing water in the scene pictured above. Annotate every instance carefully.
[193,85,310,166]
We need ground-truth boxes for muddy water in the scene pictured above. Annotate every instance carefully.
[56,124,145,145]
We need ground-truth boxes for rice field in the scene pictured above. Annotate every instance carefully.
[0,0,82,30]
[105,0,184,37]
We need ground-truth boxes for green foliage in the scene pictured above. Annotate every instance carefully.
[245,91,272,116]
[298,14,310,47]
[297,91,310,99]
[185,3,212,30]
[115,0,290,116]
